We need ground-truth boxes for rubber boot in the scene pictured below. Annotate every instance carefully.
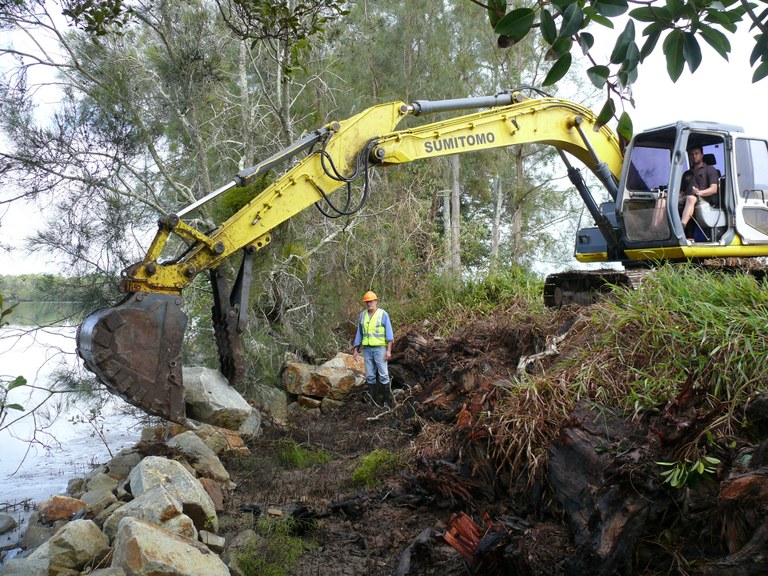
[367,383,377,405]
[381,385,392,408]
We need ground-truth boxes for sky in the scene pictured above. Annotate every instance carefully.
[0,13,765,276]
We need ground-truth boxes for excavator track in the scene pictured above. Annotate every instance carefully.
[544,268,652,308]
[76,293,188,423]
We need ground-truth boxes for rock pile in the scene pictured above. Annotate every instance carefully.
[0,355,368,576]
[0,420,247,575]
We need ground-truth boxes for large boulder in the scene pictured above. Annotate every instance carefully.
[111,518,229,576]
[182,366,252,429]
[128,456,218,532]
[248,384,287,424]
[321,352,365,375]
[36,495,86,522]
[103,486,195,540]
[27,519,109,570]
[166,431,230,483]
[282,362,361,400]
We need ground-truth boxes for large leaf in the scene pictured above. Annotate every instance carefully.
[665,0,685,19]
[609,18,635,64]
[560,3,584,37]
[704,9,739,33]
[487,0,507,28]
[546,36,574,60]
[617,111,634,142]
[540,9,557,45]
[587,64,610,88]
[596,97,617,128]
[579,31,595,54]
[7,376,27,391]
[594,0,628,18]
[543,53,573,85]
[663,29,686,81]
[698,24,731,59]
[618,42,640,86]
[682,32,702,73]
[629,6,672,23]
[750,33,767,66]
[494,7,535,43]
[639,27,662,61]
[753,60,768,82]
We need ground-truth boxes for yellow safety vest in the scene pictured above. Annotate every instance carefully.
[361,309,386,347]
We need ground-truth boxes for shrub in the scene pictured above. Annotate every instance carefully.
[235,515,315,576]
[351,449,402,488]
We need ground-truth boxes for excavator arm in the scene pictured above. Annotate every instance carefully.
[76,91,624,424]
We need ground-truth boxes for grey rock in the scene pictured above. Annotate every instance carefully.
[199,529,226,553]
[0,558,49,575]
[19,514,55,551]
[27,519,109,570]
[0,512,17,535]
[166,431,230,482]
[182,366,252,429]
[248,383,288,424]
[111,518,229,575]
[128,456,218,532]
[105,449,142,480]
[80,487,118,516]
[238,407,263,437]
[86,472,119,493]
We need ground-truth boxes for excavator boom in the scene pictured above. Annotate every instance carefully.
[76,91,626,423]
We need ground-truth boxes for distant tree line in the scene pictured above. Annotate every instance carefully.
[0,274,80,303]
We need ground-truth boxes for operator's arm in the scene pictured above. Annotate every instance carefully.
[692,167,719,199]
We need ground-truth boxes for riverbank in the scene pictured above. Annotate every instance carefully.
[0,325,143,560]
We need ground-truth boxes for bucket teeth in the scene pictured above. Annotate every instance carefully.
[76,293,188,423]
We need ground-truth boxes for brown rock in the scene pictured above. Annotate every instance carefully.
[198,477,225,512]
[37,495,87,522]
[297,395,322,409]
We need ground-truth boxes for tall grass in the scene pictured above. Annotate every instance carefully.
[490,264,768,482]
[398,265,545,334]
[580,264,768,417]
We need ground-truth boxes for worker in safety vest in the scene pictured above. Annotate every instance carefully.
[352,290,394,407]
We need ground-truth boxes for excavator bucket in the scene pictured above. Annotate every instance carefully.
[76,292,188,423]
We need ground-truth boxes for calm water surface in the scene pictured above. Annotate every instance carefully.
[0,324,141,555]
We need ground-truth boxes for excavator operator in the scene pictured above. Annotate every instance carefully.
[680,145,720,238]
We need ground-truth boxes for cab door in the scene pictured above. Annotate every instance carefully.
[734,137,768,244]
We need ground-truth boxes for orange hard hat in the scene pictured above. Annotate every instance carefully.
[362,290,378,302]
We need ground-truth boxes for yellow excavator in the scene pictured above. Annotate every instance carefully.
[76,90,768,423]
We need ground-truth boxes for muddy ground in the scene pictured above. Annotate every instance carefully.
[217,305,768,576]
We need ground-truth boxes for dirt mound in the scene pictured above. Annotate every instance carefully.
[219,306,768,576]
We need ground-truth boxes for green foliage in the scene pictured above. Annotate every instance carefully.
[61,0,135,37]
[483,0,766,132]
[568,265,768,437]
[275,439,331,469]
[235,515,315,576]
[351,449,403,488]
[657,456,720,488]
[398,265,544,334]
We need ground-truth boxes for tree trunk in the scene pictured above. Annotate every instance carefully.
[238,41,252,169]
[449,154,461,280]
[490,174,503,269]
[511,146,524,264]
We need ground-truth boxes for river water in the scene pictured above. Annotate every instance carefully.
[0,324,142,556]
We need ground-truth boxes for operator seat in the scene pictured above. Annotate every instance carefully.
[693,154,726,241]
